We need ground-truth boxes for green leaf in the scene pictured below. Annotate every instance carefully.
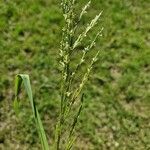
[13,98,20,116]
[13,74,49,150]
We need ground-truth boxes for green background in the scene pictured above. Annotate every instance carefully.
[0,0,149,149]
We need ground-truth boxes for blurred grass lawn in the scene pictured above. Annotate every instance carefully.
[0,0,150,149]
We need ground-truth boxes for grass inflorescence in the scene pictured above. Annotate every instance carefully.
[13,0,103,149]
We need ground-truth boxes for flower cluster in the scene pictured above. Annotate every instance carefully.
[56,1,103,149]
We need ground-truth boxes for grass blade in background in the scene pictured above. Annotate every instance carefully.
[14,74,49,150]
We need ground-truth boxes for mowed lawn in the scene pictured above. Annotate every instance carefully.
[0,0,149,149]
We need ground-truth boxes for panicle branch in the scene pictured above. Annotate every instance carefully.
[73,11,102,50]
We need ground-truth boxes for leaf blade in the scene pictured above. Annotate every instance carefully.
[14,74,49,150]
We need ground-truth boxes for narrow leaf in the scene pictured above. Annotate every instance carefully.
[14,74,49,150]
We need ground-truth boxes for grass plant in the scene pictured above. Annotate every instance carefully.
[13,0,103,149]
[0,0,148,149]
